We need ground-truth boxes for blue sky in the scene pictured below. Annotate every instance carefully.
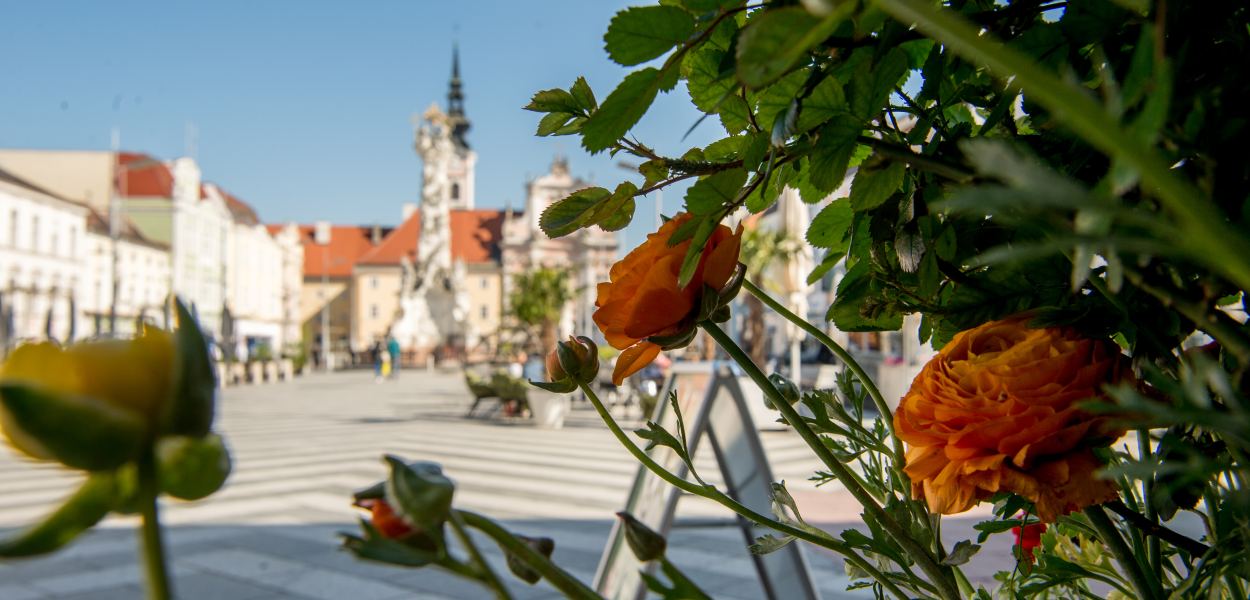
[0,1,718,249]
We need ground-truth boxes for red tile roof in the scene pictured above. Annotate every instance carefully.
[115,152,173,197]
[281,209,504,278]
[293,225,384,278]
[219,189,260,225]
[357,209,505,266]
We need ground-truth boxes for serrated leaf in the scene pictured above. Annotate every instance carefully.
[677,218,717,288]
[570,76,597,111]
[808,119,860,193]
[849,48,908,120]
[807,199,852,251]
[895,229,924,273]
[849,160,905,211]
[797,75,848,131]
[749,534,795,555]
[537,112,575,137]
[597,183,639,232]
[703,135,746,161]
[540,187,612,238]
[736,6,850,88]
[582,68,663,153]
[635,421,686,456]
[685,169,747,215]
[807,250,844,285]
[941,540,981,566]
[639,159,669,188]
[604,6,695,66]
[524,88,581,114]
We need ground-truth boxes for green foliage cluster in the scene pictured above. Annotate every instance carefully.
[513,0,1250,597]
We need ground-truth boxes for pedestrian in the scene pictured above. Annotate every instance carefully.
[372,339,384,382]
[386,334,401,379]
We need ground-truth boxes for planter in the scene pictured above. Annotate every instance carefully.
[229,363,246,385]
[264,361,279,382]
[280,359,294,380]
[215,363,229,388]
[248,362,264,384]
[527,393,570,429]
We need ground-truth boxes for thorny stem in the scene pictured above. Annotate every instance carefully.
[576,381,914,600]
[701,322,962,600]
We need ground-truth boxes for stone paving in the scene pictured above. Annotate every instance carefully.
[0,370,1009,599]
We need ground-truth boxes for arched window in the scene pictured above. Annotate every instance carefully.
[451,183,461,201]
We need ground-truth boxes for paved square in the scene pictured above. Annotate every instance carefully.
[0,371,1000,598]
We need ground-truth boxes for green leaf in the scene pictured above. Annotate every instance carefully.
[703,135,746,161]
[595,182,639,232]
[640,159,669,188]
[796,75,848,131]
[736,6,852,88]
[973,518,1026,543]
[570,76,597,111]
[809,119,861,193]
[685,169,747,215]
[536,112,575,136]
[157,433,232,501]
[582,68,663,153]
[384,456,454,535]
[0,472,117,557]
[849,160,905,211]
[524,88,581,114]
[677,218,717,288]
[941,539,982,566]
[167,298,216,437]
[539,187,612,238]
[341,521,438,568]
[604,6,695,66]
[849,47,908,120]
[749,534,795,555]
[826,261,902,331]
[0,383,145,471]
[635,421,686,457]
[806,199,852,251]
[807,250,844,285]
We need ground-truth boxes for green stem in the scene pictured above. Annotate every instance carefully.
[1136,430,1162,576]
[700,323,961,600]
[137,448,173,600]
[576,381,916,600]
[873,0,1250,293]
[457,510,602,600]
[742,280,901,456]
[1085,505,1164,600]
[449,512,514,600]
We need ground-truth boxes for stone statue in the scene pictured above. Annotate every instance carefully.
[391,104,476,358]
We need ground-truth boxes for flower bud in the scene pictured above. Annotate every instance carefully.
[506,535,555,585]
[545,349,567,382]
[616,511,666,562]
[765,373,800,409]
[556,336,599,384]
[356,497,414,540]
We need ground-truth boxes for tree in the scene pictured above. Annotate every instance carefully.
[507,267,574,355]
[738,225,793,367]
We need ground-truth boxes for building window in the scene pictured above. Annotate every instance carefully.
[30,216,39,252]
[370,304,379,318]
[479,277,487,289]
[370,276,379,289]
[451,183,460,201]
[479,305,487,319]
[7,209,16,247]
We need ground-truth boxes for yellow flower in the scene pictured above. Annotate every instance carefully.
[0,329,175,464]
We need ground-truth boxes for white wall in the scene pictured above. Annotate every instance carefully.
[82,230,170,336]
[0,179,87,343]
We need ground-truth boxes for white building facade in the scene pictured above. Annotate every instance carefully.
[0,171,87,347]
[82,210,171,337]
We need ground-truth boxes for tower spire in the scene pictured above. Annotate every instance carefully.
[447,44,470,149]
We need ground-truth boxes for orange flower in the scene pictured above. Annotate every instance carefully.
[356,498,414,539]
[593,213,742,385]
[894,315,1125,522]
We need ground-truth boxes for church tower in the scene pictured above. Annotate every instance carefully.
[443,45,476,210]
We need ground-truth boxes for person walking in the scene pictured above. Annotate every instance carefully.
[371,339,384,383]
[386,334,401,379]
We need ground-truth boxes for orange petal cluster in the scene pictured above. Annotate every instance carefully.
[593,213,742,385]
[894,315,1125,522]
[356,498,414,539]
